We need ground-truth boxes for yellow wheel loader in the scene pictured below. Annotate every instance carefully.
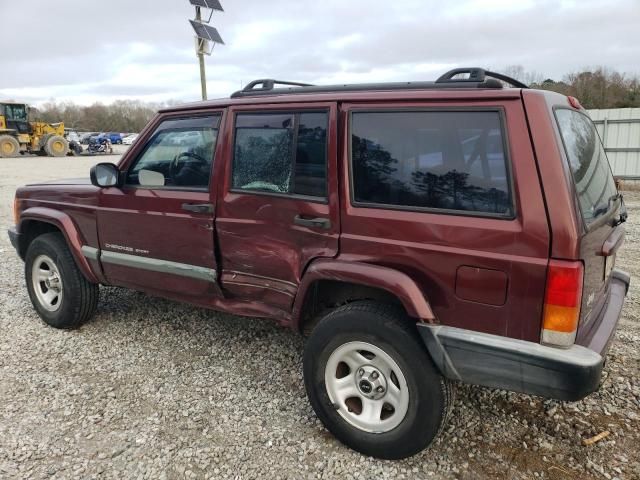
[0,102,69,158]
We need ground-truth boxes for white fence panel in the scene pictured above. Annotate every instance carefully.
[588,108,640,178]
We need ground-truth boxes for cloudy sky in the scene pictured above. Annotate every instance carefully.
[0,0,638,106]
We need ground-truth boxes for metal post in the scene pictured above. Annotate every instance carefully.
[196,6,208,101]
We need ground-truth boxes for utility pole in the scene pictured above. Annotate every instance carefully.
[195,6,208,101]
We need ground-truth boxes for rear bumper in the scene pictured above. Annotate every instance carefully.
[418,270,629,401]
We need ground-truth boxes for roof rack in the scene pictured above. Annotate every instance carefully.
[435,68,528,88]
[230,68,528,98]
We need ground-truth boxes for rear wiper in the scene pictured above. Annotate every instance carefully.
[609,192,623,203]
[614,193,627,226]
[592,193,624,220]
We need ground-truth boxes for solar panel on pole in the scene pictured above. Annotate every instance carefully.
[187,0,225,101]
[189,0,224,11]
[190,20,225,45]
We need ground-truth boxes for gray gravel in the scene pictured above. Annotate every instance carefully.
[0,155,639,480]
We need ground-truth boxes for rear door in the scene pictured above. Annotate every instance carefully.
[554,107,623,332]
[215,103,339,313]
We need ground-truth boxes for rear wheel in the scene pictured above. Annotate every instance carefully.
[25,233,99,329]
[44,135,69,157]
[303,301,451,459]
[0,135,20,158]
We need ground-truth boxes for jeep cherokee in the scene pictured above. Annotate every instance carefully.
[8,68,629,459]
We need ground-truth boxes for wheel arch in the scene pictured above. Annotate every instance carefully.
[19,208,100,283]
[292,259,435,334]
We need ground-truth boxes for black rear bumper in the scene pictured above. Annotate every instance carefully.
[418,270,629,401]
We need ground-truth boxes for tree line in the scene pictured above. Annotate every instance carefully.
[27,66,640,132]
[31,100,181,133]
[504,65,640,109]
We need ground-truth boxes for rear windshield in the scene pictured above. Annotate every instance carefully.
[555,108,617,225]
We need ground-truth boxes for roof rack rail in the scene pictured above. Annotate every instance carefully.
[231,79,315,98]
[229,67,528,98]
[435,68,528,89]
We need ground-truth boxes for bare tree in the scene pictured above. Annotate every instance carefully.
[33,100,178,133]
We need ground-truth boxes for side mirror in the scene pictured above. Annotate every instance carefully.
[90,163,120,188]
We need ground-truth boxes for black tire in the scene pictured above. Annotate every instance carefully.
[25,232,99,329]
[44,135,69,157]
[0,135,20,158]
[303,301,450,459]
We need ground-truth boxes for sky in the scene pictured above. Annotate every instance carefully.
[0,0,638,106]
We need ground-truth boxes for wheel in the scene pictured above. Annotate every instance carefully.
[44,135,69,157]
[0,135,20,158]
[303,301,451,459]
[25,232,99,329]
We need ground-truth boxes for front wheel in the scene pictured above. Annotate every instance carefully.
[0,135,20,158]
[44,135,69,157]
[303,301,452,459]
[25,232,99,329]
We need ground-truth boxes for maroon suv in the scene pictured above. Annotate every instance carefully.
[8,68,629,459]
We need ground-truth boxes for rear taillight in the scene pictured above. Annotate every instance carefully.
[541,260,584,347]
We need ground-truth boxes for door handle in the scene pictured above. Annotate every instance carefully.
[182,203,214,214]
[294,215,331,230]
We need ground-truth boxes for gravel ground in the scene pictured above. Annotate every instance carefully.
[0,155,638,480]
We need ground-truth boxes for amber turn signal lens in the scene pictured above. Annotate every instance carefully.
[13,197,21,225]
[542,304,580,333]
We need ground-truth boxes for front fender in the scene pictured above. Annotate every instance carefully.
[292,259,435,330]
[19,207,100,284]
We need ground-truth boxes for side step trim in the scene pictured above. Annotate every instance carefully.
[81,247,217,283]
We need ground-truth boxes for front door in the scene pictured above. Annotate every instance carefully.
[215,103,339,312]
[96,112,224,299]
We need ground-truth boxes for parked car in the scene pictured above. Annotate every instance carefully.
[107,132,123,144]
[64,129,81,143]
[168,131,201,146]
[79,132,98,145]
[7,68,629,460]
[122,133,139,145]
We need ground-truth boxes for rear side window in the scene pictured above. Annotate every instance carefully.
[350,111,513,216]
[232,111,328,198]
[555,109,617,225]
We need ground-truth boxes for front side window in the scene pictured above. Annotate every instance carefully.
[555,109,617,225]
[127,115,220,188]
[232,111,328,198]
[351,111,513,216]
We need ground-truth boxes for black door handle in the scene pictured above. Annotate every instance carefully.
[294,215,331,229]
[182,203,214,214]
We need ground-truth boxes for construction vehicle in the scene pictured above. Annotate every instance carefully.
[0,102,69,158]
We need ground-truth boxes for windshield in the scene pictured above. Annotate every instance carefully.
[4,104,28,122]
[555,108,618,225]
